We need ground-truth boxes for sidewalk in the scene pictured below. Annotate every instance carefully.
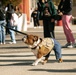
[0,24,76,75]
[27,24,76,33]
[0,44,76,75]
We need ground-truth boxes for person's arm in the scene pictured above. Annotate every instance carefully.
[58,0,63,12]
[48,1,57,20]
[50,1,57,15]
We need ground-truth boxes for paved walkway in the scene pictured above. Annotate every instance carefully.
[0,25,76,75]
[27,25,76,33]
[0,47,76,75]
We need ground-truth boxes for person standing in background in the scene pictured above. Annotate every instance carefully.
[31,7,40,28]
[6,9,17,44]
[39,0,57,38]
[14,6,22,34]
[0,1,6,44]
[5,1,16,44]
[58,0,76,48]
[5,1,14,35]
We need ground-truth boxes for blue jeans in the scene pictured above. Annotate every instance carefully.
[45,38,62,60]
[8,21,16,42]
[0,20,6,43]
[53,39,62,59]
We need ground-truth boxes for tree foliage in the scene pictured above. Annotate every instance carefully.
[1,0,22,6]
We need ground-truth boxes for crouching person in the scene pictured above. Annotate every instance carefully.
[0,2,6,44]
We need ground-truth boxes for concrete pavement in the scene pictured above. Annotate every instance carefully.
[0,25,76,75]
[27,24,76,33]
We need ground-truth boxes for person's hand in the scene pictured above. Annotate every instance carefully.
[58,12,63,16]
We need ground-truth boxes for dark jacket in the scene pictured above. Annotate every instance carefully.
[38,0,57,19]
[58,0,72,15]
[37,1,45,20]
[46,0,57,17]
[0,8,5,20]
[6,11,12,20]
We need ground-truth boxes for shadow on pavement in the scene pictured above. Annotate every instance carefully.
[28,68,76,73]
[0,46,29,49]
[0,59,76,66]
